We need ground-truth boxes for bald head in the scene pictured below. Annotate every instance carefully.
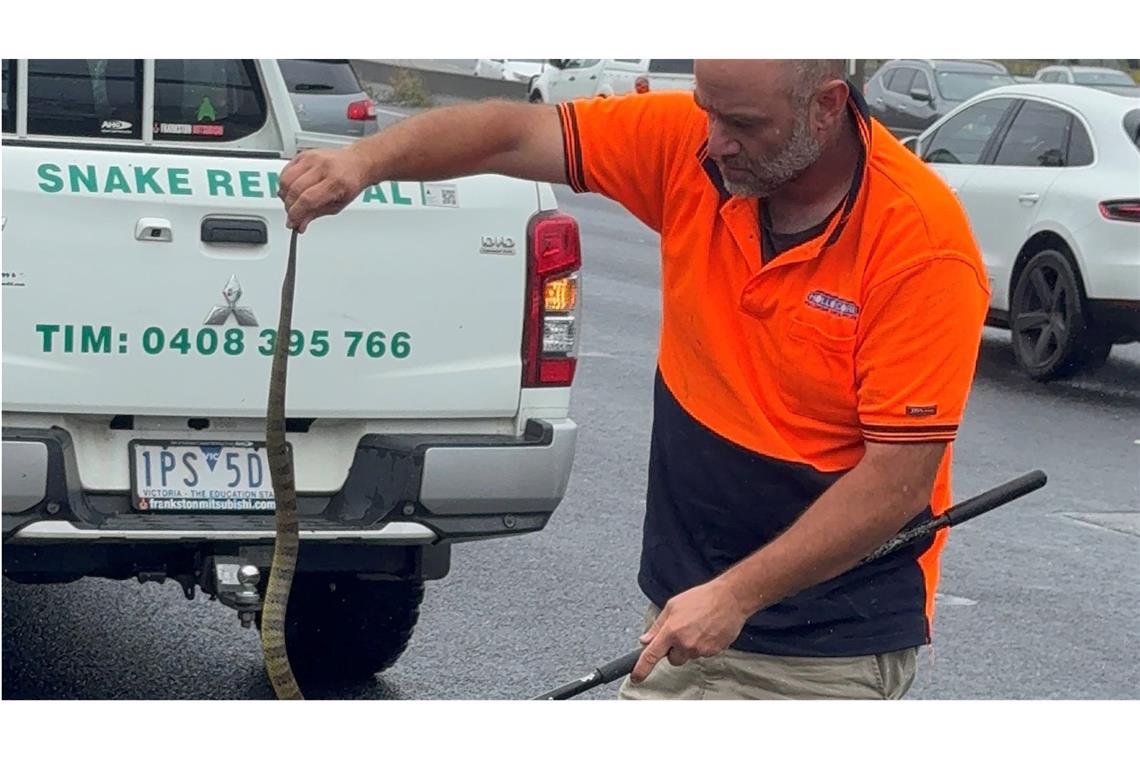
[693,59,847,106]
[692,59,852,198]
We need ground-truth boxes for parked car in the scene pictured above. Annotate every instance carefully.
[631,59,696,97]
[905,84,1140,379]
[277,59,378,138]
[1034,65,1140,95]
[473,59,549,84]
[2,58,581,686]
[866,59,1015,137]
[528,59,694,103]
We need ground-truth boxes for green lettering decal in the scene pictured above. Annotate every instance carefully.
[37,164,64,193]
[134,166,164,194]
[239,171,263,198]
[81,325,112,354]
[104,166,132,194]
[390,182,412,206]
[266,172,280,198]
[168,168,192,196]
[69,164,99,193]
[363,184,388,204]
[36,324,61,352]
[207,169,234,197]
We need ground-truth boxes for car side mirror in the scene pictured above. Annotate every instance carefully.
[900,136,920,154]
[910,87,932,103]
[547,59,566,70]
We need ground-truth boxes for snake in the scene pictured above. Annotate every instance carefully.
[260,228,304,700]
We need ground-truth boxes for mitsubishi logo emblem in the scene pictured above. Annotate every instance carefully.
[204,275,259,326]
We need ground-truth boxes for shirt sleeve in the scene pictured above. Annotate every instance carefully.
[855,254,990,444]
[557,92,699,233]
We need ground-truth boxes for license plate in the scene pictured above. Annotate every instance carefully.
[129,440,286,512]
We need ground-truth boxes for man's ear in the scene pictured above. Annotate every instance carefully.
[813,80,850,133]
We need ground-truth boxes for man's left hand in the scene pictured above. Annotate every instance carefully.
[630,579,751,684]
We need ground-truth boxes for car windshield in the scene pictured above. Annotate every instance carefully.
[1074,70,1135,86]
[278,59,362,95]
[935,71,1016,101]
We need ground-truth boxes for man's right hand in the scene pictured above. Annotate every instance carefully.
[278,146,373,234]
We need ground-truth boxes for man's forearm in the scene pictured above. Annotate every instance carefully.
[714,442,946,618]
[346,100,561,186]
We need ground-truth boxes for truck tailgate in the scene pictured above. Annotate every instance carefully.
[2,145,535,419]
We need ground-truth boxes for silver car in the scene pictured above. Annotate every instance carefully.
[278,59,378,138]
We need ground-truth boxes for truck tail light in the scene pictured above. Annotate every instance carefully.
[523,212,582,387]
[347,99,376,121]
[1099,199,1140,222]
[635,75,650,94]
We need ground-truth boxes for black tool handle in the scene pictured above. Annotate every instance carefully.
[534,650,643,700]
[533,470,1047,700]
[596,650,643,683]
[860,469,1046,565]
[946,470,1046,527]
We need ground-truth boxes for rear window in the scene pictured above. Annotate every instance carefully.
[935,71,1015,102]
[154,59,267,142]
[1125,109,1140,151]
[27,59,143,139]
[1068,119,1094,166]
[278,59,363,95]
[2,59,13,133]
[887,68,918,95]
[648,59,694,75]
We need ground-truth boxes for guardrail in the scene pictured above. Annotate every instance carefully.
[351,60,530,102]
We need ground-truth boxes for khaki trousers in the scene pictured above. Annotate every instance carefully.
[618,604,917,700]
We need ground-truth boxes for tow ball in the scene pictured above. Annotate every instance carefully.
[209,560,263,628]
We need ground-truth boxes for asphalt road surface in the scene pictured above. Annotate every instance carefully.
[4,184,1139,700]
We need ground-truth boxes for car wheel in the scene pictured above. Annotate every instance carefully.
[528,89,544,103]
[256,574,423,689]
[1010,248,1105,380]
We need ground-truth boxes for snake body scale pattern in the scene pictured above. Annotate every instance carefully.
[261,229,304,700]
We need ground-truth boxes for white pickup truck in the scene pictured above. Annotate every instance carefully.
[1,58,581,686]
[528,59,695,103]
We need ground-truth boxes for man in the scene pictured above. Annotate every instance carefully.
[279,60,990,700]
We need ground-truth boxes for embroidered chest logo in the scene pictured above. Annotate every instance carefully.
[805,290,859,319]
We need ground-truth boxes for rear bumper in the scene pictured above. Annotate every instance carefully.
[2,418,577,548]
[1087,299,1140,342]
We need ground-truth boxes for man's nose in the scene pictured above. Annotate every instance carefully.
[706,121,741,162]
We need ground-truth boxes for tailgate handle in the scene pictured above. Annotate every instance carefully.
[201,218,268,245]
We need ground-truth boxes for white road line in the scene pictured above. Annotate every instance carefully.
[935,593,979,606]
[374,107,411,119]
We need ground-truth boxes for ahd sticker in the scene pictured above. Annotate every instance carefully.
[100,119,133,136]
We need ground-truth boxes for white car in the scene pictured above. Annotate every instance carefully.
[473,59,549,84]
[907,83,1140,380]
[2,58,580,686]
[528,59,695,103]
[1035,65,1139,95]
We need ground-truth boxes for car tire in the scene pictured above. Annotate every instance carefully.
[1009,248,1106,381]
[256,574,423,688]
[528,89,544,103]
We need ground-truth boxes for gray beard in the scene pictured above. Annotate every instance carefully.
[722,116,825,198]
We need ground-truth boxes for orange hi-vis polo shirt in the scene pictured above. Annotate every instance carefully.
[557,85,990,657]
